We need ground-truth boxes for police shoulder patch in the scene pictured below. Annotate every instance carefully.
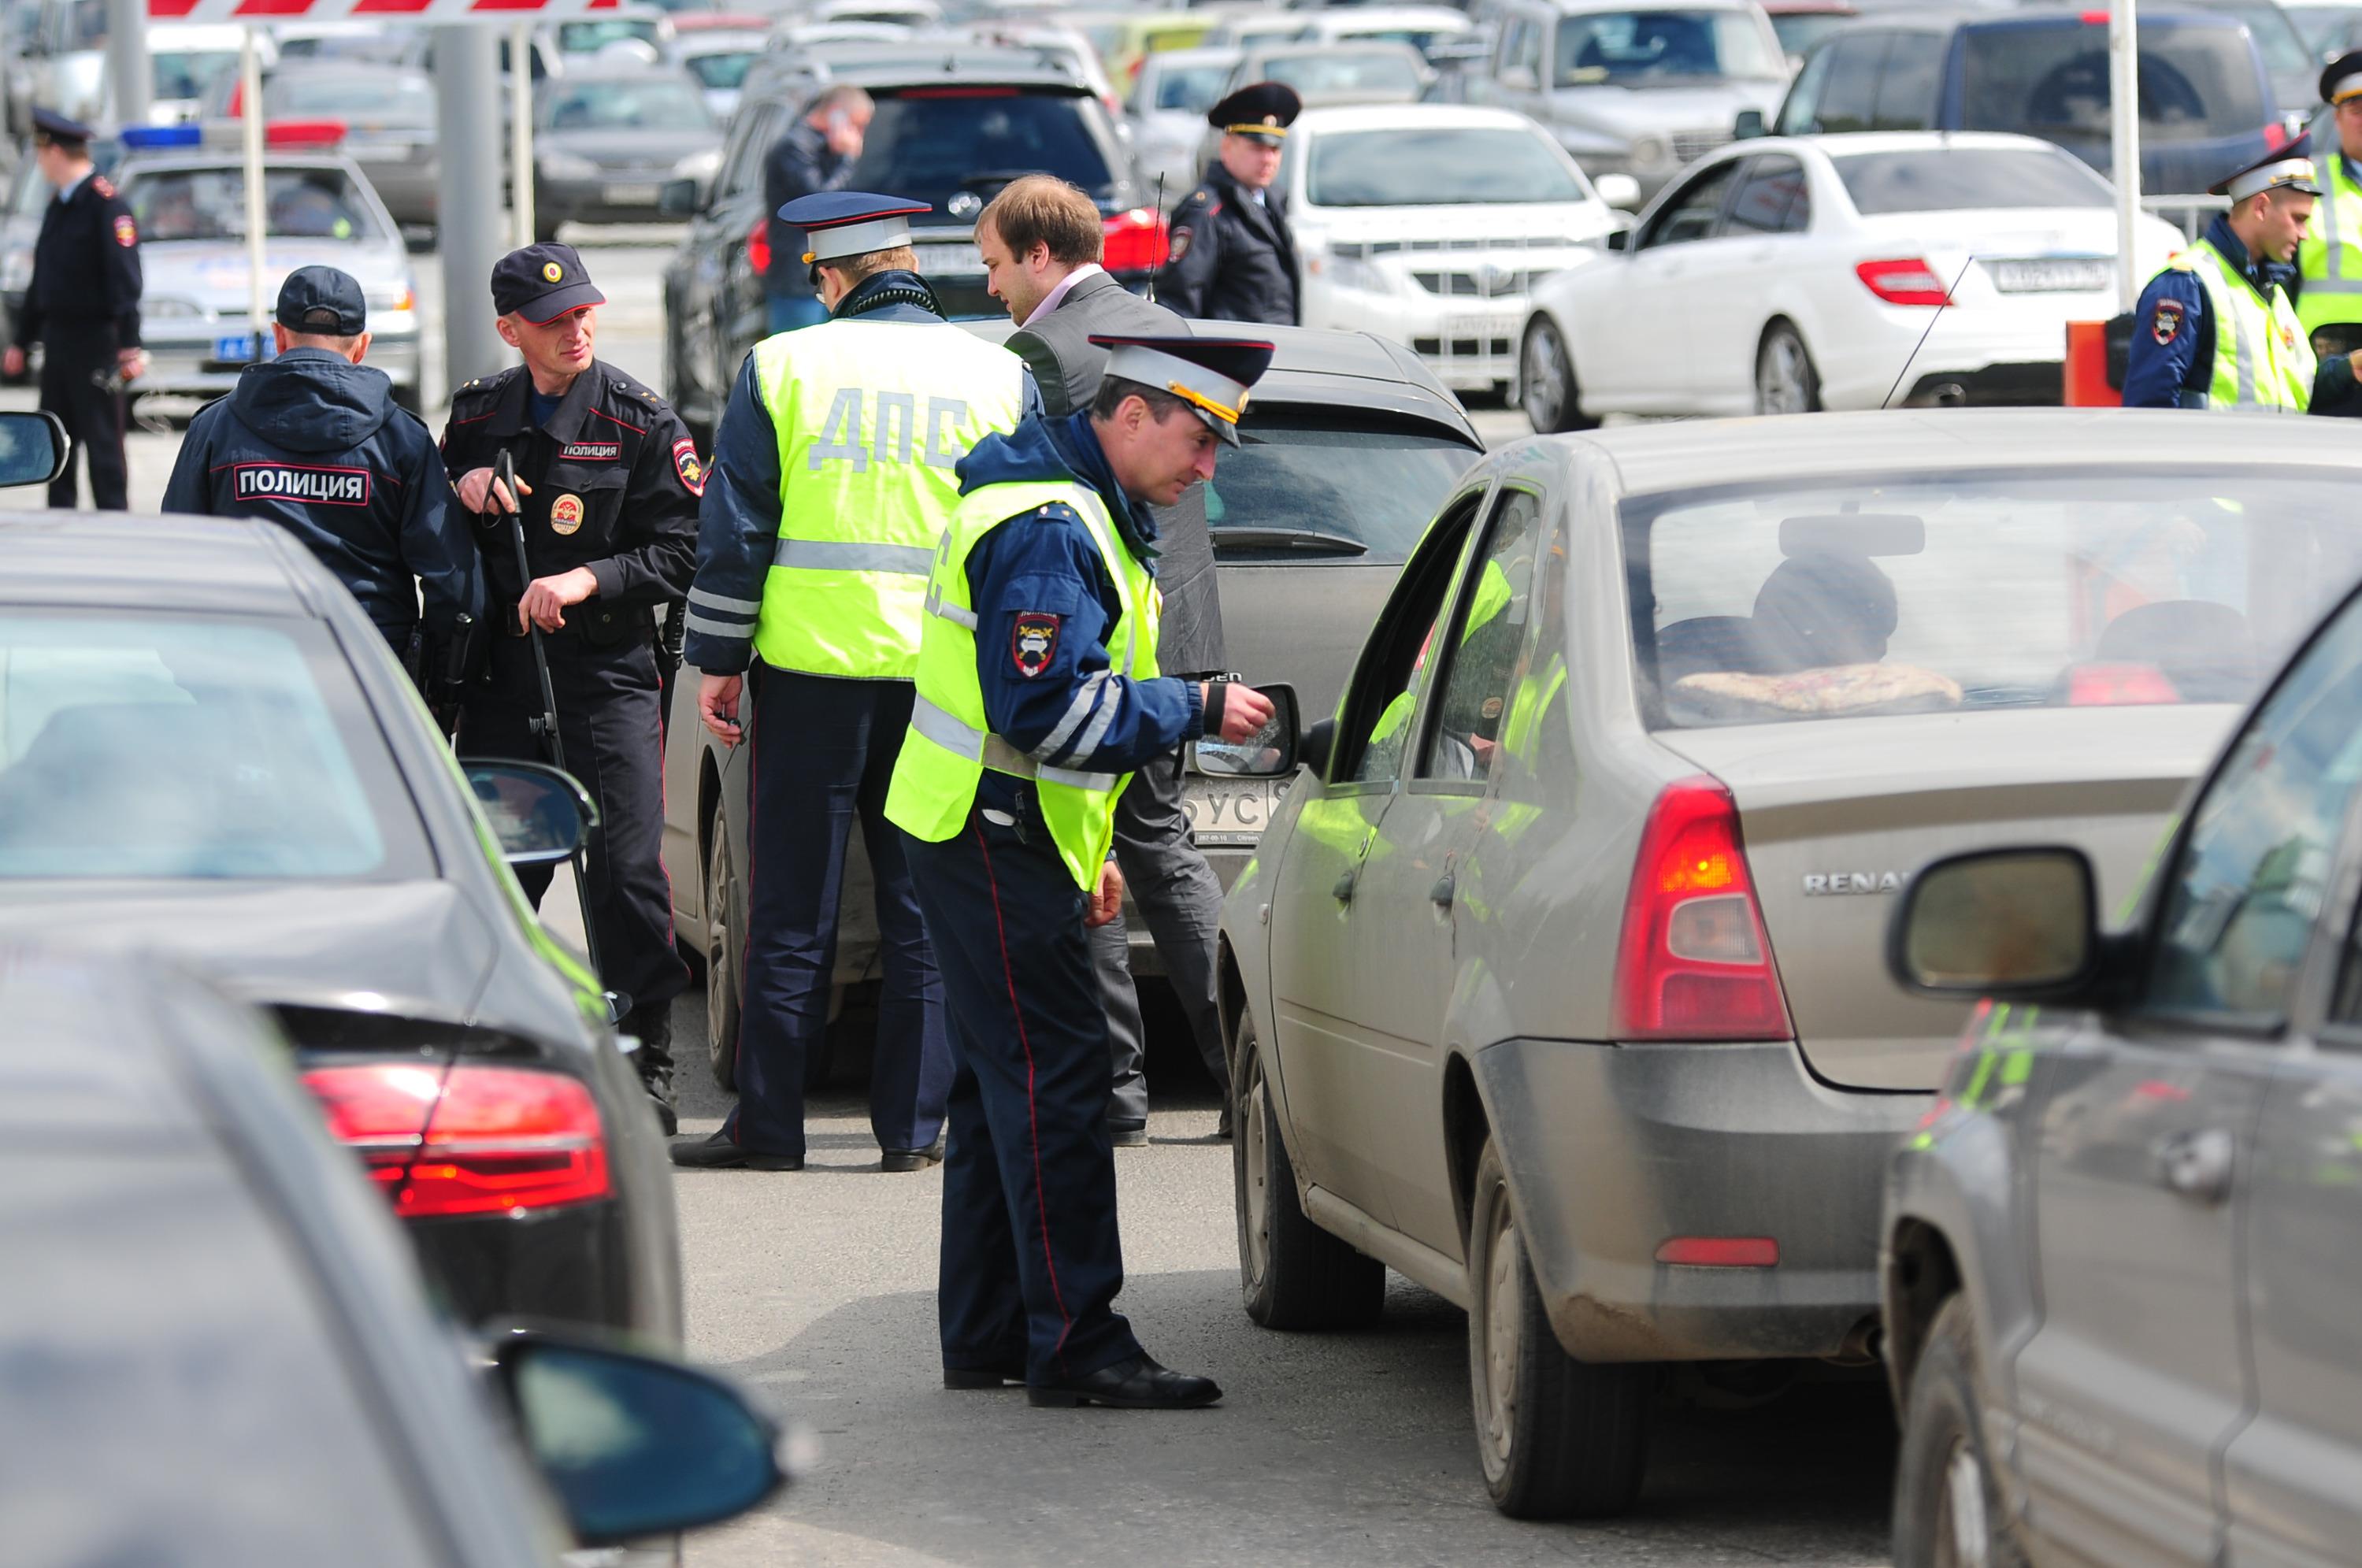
[113,214,135,248]
[1166,226,1192,263]
[673,436,705,496]
[91,175,114,199]
[1011,612,1060,678]
[2152,297,2186,346]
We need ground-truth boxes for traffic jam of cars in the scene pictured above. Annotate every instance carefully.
[11,0,2362,1560]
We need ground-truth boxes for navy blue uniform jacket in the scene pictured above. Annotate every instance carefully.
[18,169,140,348]
[2124,213,2362,411]
[762,120,853,301]
[165,348,481,656]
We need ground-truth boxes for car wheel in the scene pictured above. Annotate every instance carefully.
[1233,1008,1385,1329]
[704,810,743,1092]
[1466,1134,1652,1518]
[1755,321,1822,415]
[1519,316,1599,433]
[1893,1295,2027,1568]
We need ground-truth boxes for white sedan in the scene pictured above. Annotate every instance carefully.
[1515,132,2188,428]
[1289,103,1626,396]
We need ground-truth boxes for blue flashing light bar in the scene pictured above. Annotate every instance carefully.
[121,124,203,150]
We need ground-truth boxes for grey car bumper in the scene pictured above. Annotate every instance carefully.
[1471,1036,1930,1363]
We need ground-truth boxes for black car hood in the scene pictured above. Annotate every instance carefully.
[0,881,498,1020]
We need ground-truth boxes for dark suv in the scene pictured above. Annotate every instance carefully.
[1767,9,2282,198]
[662,44,1158,443]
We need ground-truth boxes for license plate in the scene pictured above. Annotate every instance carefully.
[1445,310,1519,340]
[1989,258,2111,294]
[913,242,982,276]
[1183,775,1291,847]
[213,333,264,362]
[603,182,661,205]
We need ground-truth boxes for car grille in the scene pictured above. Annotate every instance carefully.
[1411,266,1558,298]
[1414,333,1516,358]
[1671,128,1731,163]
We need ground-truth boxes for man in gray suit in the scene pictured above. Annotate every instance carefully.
[977,175,1236,1142]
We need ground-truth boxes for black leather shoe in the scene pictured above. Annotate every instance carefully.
[881,1130,947,1173]
[647,1091,678,1137]
[1109,1120,1148,1147]
[944,1362,1025,1390]
[1027,1354,1221,1410]
[668,1129,802,1171]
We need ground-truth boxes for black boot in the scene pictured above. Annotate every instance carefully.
[626,1001,677,1136]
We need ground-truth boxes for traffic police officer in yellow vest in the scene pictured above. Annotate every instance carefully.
[2298,50,2362,402]
[672,191,1036,1173]
[884,335,1279,1410]
[2125,138,2362,411]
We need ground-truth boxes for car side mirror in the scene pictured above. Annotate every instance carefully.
[1299,715,1335,780]
[462,759,599,866]
[1593,172,1641,212]
[488,1329,791,1545]
[1607,226,1631,253]
[658,176,701,217]
[0,410,69,487]
[1192,682,1299,779]
[1733,108,1766,139]
[1887,847,2101,999]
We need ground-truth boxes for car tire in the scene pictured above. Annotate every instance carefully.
[1520,316,1599,434]
[1755,321,1822,416]
[1233,1008,1385,1330]
[1893,1294,2028,1568]
[704,810,743,1093]
[1466,1135,1652,1519]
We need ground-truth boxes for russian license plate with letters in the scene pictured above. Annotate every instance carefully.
[213,334,262,363]
[1990,258,2110,294]
[1184,775,1291,847]
[603,182,661,206]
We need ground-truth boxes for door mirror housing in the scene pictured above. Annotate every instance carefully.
[1191,682,1300,779]
[0,410,69,486]
[462,759,599,866]
[1888,847,2106,1000]
[658,176,700,217]
[1733,108,1766,139]
[1593,172,1641,212]
[488,1328,792,1545]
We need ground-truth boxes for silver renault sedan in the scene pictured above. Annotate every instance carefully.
[1214,409,2362,1519]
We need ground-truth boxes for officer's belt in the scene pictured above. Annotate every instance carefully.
[773,539,935,574]
[910,694,1118,793]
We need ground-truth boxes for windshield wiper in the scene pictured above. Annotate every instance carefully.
[1210,525,1369,555]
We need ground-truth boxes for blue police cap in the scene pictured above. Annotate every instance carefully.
[276,265,367,335]
[490,243,606,324]
[779,191,931,264]
[31,107,95,144]
[2210,135,2319,200]
[1088,333,1276,446]
[1207,82,1300,146]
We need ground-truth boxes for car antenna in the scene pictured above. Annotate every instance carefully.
[1880,253,1981,410]
[1147,171,1166,304]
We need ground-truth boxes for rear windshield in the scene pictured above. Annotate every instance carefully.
[152,48,239,103]
[1832,147,2110,214]
[1149,61,1233,112]
[542,78,713,131]
[686,51,756,91]
[0,615,418,877]
[1556,9,1784,87]
[1259,50,1423,98]
[1307,127,1585,206]
[1961,24,2267,144]
[124,166,388,243]
[273,75,433,120]
[555,18,662,52]
[1207,412,1478,565]
[854,89,1117,206]
[1626,473,2362,728]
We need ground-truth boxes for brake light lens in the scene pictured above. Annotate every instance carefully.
[1855,257,1951,307]
[1656,1236,1779,1267]
[747,216,770,277]
[1612,776,1792,1041]
[2064,662,2179,706]
[302,1062,610,1218]
[265,120,347,149]
[1102,207,1169,272]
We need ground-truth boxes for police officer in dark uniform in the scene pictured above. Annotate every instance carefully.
[1159,83,1300,326]
[163,265,483,706]
[441,243,698,1126]
[4,108,143,509]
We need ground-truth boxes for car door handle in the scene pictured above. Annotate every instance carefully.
[1429,872,1455,908]
[1332,870,1357,903]
[2154,1127,2237,1206]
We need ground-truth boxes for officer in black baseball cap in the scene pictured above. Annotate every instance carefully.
[440,240,701,1130]
[1161,82,1303,324]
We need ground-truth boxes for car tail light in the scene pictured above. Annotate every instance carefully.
[747,216,770,277]
[1855,257,1951,307]
[2264,120,2291,150]
[302,1062,610,1218]
[265,120,346,149]
[1102,207,1168,272]
[1612,776,1793,1041]
[1656,1236,1778,1267]
[2064,662,2179,706]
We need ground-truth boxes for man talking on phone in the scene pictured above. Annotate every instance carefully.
[761,85,872,335]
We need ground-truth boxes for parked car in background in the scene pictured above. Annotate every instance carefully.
[549,11,677,61]
[1066,8,1219,88]
[666,325,1483,1091]
[1882,553,2362,1568]
[2019,0,2317,134]
[535,61,724,236]
[1467,0,1789,200]
[1129,45,1243,195]
[1297,6,1478,61]
[673,17,772,124]
[1200,7,1318,53]
[240,62,443,231]
[1225,40,1435,106]
[1217,407,2362,1522]
[1762,0,1855,66]
[1291,102,1625,396]
[1518,132,2183,425]
[143,23,257,124]
[1769,9,2283,198]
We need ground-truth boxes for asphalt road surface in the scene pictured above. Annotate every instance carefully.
[38,233,1895,1565]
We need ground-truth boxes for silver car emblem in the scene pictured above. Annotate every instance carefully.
[1802,872,1904,896]
[1481,263,1517,295]
[947,191,983,218]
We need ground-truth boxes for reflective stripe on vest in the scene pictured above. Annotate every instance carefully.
[748,320,1025,679]
[883,477,1162,890]
[2161,241,2315,412]
[2300,153,2362,330]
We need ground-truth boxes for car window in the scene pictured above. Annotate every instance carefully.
[1502,16,1544,84]
[1206,410,1479,568]
[1960,22,2268,145]
[1871,31,1943,131]
[151,47,240,103]
[2147,597,2362,1024]
[556,17,663,52]
[541,77,712,132]
[852,89,1118,209]
[124,165,387,243]
[0,613,431,879]
[1344,497,1486,785]
[719,102,783,199]
[1776,40,1834,135]
[1624,471,2362,731]
[1151,61,1233,111]
[1815,31,1887,134]
[1258,49,1422,98]
[1723,154,1808,235]
[1417,488,1545,783]
[1306,128,1583,207]
[1553,8,1783,87]
[1641,158,1737,248]
[686,50,757,91]
[1832,147,2111,214]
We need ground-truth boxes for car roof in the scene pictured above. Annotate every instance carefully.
[0,513,330,617]
[1295,102,1546,133]
[1140,46,1244,69]
[1718,129,2075,160]
[1551,409,2362,499]
[809,45,1093,89]
[1253,325,1483,442]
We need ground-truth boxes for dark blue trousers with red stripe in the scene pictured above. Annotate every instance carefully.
[903,782,1144,1386]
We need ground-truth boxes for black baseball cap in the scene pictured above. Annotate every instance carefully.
[276,265,367,335]
[491,243,606,324]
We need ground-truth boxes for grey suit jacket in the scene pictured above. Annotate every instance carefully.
[1005,271,1224,674]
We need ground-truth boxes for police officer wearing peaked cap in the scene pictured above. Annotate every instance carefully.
[883,334,1281,1410]
[2295,49,2362,400]
[442,243,699,1127]
[164,266,483,710]
[1160,83,1301,326]
[5,107,143,510]
[671,191,1036,1175]
[2123,137,2362,413]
